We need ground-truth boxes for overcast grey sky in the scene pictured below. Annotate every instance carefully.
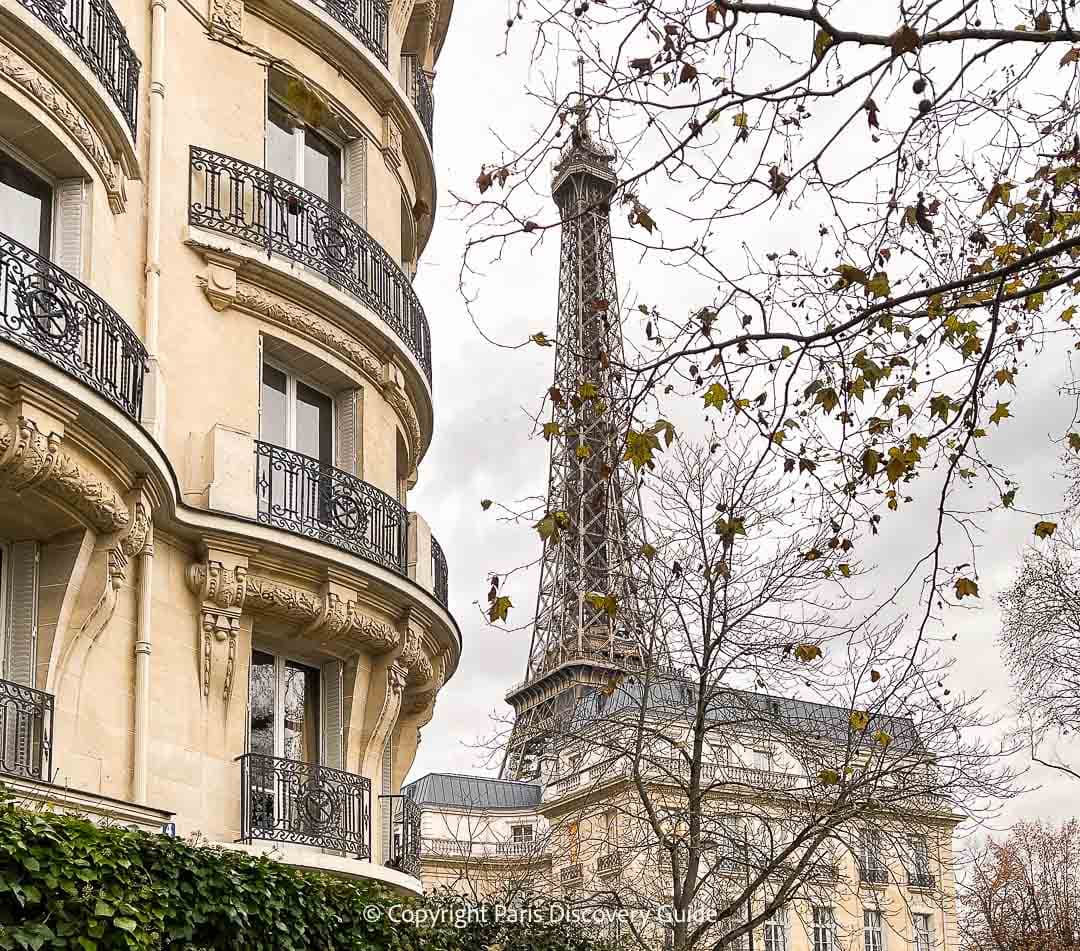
[406,1,1080,832]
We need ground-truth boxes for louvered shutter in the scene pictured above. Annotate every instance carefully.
[322,659,343,769]
[334,389,359,476]
[53,179,85,277]
[343,139,367,229]
[4,542,38,686]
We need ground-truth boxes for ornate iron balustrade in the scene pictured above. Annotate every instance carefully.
[238,752,371,857]
[16,0,140,134]
[310,0,388,64]
[859,864,890,885]
[0,679,54,781]
[255,441,408,572]
[400,54,433,144]
[0,232,148,420]
[380,793,421,877]
[431,535,448,607]
[560,862,583,886]
[188,147,432,381]
[907,870,936,889]
[596,851,621,876]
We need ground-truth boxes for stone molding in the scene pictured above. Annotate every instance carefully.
[187,560,248,706]
[0,38,126,212]
[196,272,424,469]
[0,415,129,534]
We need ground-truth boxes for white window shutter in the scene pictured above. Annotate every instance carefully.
[321,659,343,769]
[333,388,359,476]
[4,541,39,687]
[54,179,86,277]
[343,139,367,229]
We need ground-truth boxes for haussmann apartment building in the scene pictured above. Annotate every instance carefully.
[0,0,458,893]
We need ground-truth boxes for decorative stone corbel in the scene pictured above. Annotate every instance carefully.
[382,113,402,169]
[301,582,357,644]
[208,0,243,38]
[0,417,61,491]
[197,259,238,312]
[187,559,249,705]
[361,660,409,777]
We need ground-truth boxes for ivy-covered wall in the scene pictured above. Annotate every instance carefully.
[0,799,602,951]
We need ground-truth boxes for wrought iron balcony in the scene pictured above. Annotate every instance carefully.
[431,535,448,607]
[238,752,371,858]
[188,147,432,381]
[15,0,140,134]
[0,678,54,782]
[308,0,388,65]
[0,232,148,420]
[859,864,890,885]
[907,870,936,889]
[597,851,621,876]
[380,793,421,878]
[255,441,407,572]
[561,862,583,886]
[400,54,434,144]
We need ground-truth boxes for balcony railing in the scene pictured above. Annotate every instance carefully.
[561,862,583,886]
[255,441,407,572]
[188,147,432,381]
[421,837,543,858]
[907,870,936,889]
[310,0,388,65]
[431,535,448,607]
[597,851,621,876]
[380,793,421,878]
[0,678,54,782]
[860,864,890,885]
[0,232,148,420]
[400,54,434,144]
[15,0,140,134]
[238,752,371,858]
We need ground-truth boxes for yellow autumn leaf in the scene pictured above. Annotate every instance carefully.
[872,729,892,748]
[489,596,513,623]
[1034,520,1058,539]
[794,643,823,662]
[818,768,840,786]
[850,710,870,731]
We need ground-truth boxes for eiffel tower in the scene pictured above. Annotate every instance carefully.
[502,65,653,781]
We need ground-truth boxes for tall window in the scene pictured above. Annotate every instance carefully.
[266,99,341,208]
[753,747,774,771]
[812,907,835,951]
[1,149,52,257]
[764,907,788,951]
[912,914,933,951]
[604,809,618,846]
[260,362,333,464]
[860,828,887,883]
[511,824,534,844]
[908,835,932,886]
[863,910,886,951]
[248,650,321,763]
[568,822,580,862]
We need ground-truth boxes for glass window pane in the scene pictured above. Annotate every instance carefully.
[248,650,276,757]
[0,152,52,257]
[282,660,320,763]
[304,129,340,208]
[260,363,288,447]
[266,101,297,182]
[295,381,332,463]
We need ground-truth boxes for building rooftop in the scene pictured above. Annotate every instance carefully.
[403,772,542,810]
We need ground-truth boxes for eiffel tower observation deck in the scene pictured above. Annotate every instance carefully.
[502,67,665,780]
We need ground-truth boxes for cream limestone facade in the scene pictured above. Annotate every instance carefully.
[407,703,961,949]
[0,0,456,894]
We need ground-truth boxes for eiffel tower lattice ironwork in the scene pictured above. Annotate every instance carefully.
[501,70,652,781]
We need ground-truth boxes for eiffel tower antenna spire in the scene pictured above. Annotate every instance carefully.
[501,69,652,780]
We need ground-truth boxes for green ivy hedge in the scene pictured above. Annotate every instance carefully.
[0,798,602,951]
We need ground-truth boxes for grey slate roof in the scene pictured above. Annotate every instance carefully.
[403,772,542,810]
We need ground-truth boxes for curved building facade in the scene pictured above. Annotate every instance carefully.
[0,0,457,892]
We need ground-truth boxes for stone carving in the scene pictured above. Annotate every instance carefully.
[204,277,426,466]
[208,0,243,37]
[188,561,248,704]
[0,40,125,212]
[244,574,320,623]
[0,416,129,533]
[362,661,409,774]
[382,114,402,168]
[227,281,382,379]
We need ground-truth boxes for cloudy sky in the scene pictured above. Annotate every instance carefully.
[406,1,1079,832]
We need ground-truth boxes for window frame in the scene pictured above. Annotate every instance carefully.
[266,95,343,209]
[764,907,788,951]
[511,823,535,844]
[247,645,323,765]
[912,913,933,951]
[812,906,836,951]
[260,357,336,464]
[863,909,886,951]
[0,143,55,259]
